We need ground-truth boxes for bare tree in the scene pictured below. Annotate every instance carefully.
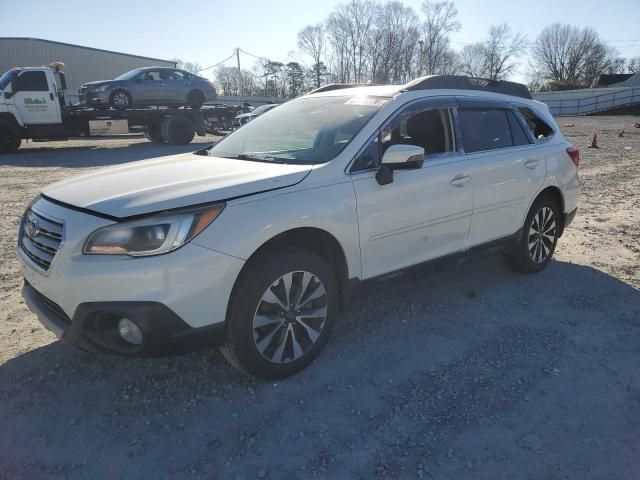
[458,44,486,77]
[172,59,202,73]
[297,24,326,88]
[419,1,460,75]
[629,57,640,74]
[369,1,419,84]
[327,0,377,83]
[532,23,616,87]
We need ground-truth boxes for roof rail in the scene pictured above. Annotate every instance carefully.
[402,75,533,99]
[307,83,371,94]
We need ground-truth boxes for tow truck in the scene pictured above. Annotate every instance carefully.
[0,63,236,153]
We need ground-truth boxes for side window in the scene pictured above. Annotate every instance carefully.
[459,108,513,153]
[352,105,455,172]
[169,70,186,80]
[507,110,531,146]
[16,71,48,91]
[139,71,162,81]
[517,107,554,142]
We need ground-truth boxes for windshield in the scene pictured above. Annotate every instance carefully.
[0,69,18,90]
[114,68,144,81]
[211,95,388,164]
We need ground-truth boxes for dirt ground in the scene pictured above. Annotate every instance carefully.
[0,118,639,480]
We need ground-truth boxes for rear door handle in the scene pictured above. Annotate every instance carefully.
[450,174,471,187]
[524,159,540,169]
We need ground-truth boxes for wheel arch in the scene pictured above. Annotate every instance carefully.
[531,185,566,236]
[229,227,351,313]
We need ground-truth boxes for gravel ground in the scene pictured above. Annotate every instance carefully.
[0,118,639,480]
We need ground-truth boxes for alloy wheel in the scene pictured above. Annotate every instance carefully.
[528,206,556,263]
[113,92,129,109]
[252,271,328,364]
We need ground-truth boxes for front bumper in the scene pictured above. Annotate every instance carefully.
[18,196,246,356]
[22,281,225,356]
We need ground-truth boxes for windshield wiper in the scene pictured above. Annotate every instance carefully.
[235,154,286,164]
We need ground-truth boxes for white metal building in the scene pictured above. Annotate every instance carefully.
[0,37,176,103]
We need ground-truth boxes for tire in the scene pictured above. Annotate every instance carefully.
[109,89,132,110]
[187,90,205,109]
[144,125,164,143]
[221,248,339,379]
[506,194,561,274]
[160,116,196,145]
[0,119,21,154]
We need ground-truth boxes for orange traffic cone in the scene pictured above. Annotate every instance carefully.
[588,133,600,149]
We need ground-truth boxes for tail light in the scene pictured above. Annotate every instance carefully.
[566,146,580,167]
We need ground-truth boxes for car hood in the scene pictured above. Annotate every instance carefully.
[42,153,312,218]
[81,80,118,88]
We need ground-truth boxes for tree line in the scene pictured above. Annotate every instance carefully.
[209,0,639,97]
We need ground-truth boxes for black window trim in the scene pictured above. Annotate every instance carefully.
[348,96,463,175]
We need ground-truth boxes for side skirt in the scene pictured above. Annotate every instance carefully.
[341,229,522,309]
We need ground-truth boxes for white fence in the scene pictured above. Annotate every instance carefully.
[533,87,640,116]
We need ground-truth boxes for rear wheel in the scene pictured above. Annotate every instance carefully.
[187,90,205,109]
[160,116,196,145]
[109,89,131,110]
[221,249,338,379]
[0,120,21,154]
[506,195,561,273]
[144,125,164,143]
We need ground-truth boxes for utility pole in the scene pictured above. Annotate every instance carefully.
[236,48,243,97]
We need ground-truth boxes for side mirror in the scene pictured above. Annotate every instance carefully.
[376,144,425,185]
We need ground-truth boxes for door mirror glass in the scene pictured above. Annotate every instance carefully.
[376,144,424,186]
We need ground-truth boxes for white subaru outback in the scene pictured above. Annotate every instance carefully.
[18,76,579,379]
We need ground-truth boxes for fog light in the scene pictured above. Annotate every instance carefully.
[117,318,143,345]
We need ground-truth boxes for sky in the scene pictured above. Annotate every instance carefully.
[2,0,639,83]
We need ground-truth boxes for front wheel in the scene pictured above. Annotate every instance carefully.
[506,195,561,273]
[221,249,338,379]
[109,89,131,110]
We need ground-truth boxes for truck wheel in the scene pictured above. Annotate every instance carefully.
[187,90,205,109]
[109,89,131,110]
[221,248,338,379]
[0,120,21,154]
[161,116,196,145]
[144,125,164,143]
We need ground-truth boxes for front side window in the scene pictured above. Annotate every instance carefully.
[517,107,554,142]
[210,95,388,165]
[139,70,162,81]
[459,108,513,153]
[16,71,48,91]
[352,105,455,171]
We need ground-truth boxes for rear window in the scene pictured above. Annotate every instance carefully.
[459,108,513,153]
[517,107,554,142]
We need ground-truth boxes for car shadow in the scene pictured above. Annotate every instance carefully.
[1,256,639,478]
[0,138,215,169]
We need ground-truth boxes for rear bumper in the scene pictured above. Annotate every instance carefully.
[22,281,225,356]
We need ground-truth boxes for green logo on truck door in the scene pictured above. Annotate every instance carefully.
[24,97,47,105]
[23,97,49,113]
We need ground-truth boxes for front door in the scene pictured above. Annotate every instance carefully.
[12,70,61,125]
[351,100,474,279]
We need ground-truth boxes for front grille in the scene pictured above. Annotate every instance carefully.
[19,208,64,272]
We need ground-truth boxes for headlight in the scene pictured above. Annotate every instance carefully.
[83,205,224,256]
[93,84,111,92]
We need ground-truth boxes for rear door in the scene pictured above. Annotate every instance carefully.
[457,98,546,246]
[351,98,474,279]
[165,69,190,104]
[12,70,61,124]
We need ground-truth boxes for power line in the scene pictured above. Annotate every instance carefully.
[197,52,237,72]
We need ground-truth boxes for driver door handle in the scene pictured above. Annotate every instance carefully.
[450,174,471,188]
[49,92,54,100]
